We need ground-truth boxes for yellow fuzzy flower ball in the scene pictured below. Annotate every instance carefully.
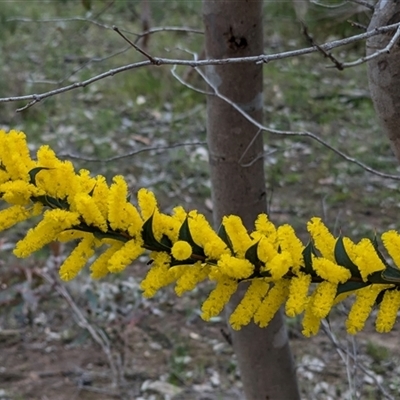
[171,240,193,260]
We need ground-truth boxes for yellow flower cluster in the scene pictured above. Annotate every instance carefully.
[0,130,145,280]
[2,130,400,336]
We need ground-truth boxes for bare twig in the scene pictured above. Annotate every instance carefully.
[2,22,400,112]
[347,20,368,31]
[133,26,203,44]
[188,66,400,181]
[27,46,132,87]
[331,25,400,69]
[7,16,203,42]
[37,270,120,388]
[113,26,157,63]
[302,24,344,70]
[6,16,113,30]
[171,64,213,96]
[347,0,374,11]
[237,129,263,165]
[321,321,394,400]
[310,0,348,9]
[59,141,207,162]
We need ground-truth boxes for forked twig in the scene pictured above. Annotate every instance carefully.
[302,23,344,70]
[331,26,400,69]
[178,66,400,181]
[113,26,158,64]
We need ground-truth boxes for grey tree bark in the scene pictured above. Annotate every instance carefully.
[203,1,300,399]
[367,1,400,163]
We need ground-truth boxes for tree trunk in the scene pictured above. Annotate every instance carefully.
[202,1,300,399]
[367,1,400,163]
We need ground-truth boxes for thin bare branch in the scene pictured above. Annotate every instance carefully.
[190,67,400,181]
[347,20,368,31]
[331,25,400,69]
[59,141,207,162]
[7,16,203,40]
[310,0,348,9]
[2,21,400,112]
[171,65,212,96]
[6,16,113,29]
[113,26,157,63]
[347,0,375,11]
[133,26,203,44]
[38,270,120,388]
[321,321,394,400]
[27,46,132,88]
[302,23,344,70]
[237,129,263,165]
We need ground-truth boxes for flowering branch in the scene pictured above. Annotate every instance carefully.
[2,129,400,338]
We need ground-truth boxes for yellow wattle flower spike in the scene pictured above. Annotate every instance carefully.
[354,239,387,281]
[201,276,238,321]
[302,303,322,337]
[307,217,335,261]
[14,209,80,258]
[0,205,32,231]
[254,213,277,244]
[229,279,270,330]
[375,289,400,333]
[346,284,391,335]
[382,230,400,268]
[59,236,97,281]
[174,262,210,296]
[253,279,289,328]
[0,130,35,181]
[90,241,124,279]
[285,273,312,317]
[223,215,253,258]
[309,281,337,319]
[311,255,351,284]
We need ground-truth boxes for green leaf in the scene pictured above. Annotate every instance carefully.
[302,241,316,275]
[32,195,69,210]
[245,241,260,266]
[178,218,205,257]
[46,196,69,210]
[368,270,390,284]
[381,265,400,283]
[334,236,361,278]
[160,234,172,249]
[336,281,370,296]
[92,230,129,243]
[375,289,390,306]
[29,167,50,185]
[88,184,96,197]
[170,259,197,267]
[217,223,234,253]
[141,215,171,252]
[370,237,391,270]
[368,237,400,283]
